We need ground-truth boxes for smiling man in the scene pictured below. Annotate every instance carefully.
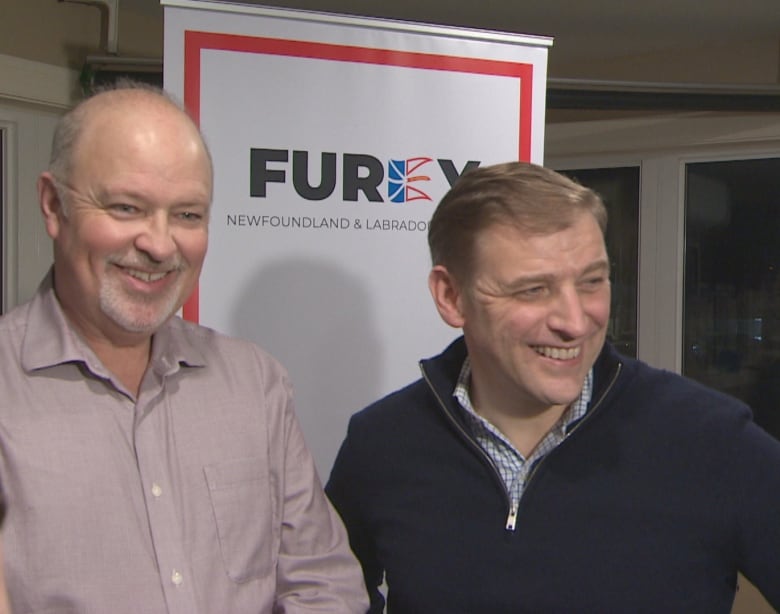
[326,161,780,613]
[0,83,367,613]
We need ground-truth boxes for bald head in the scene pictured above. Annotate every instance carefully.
[49,83,212,190]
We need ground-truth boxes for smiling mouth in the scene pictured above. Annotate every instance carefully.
[123,268,170,283]
[532,345,581,360]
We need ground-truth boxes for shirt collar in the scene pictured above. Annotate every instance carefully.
[453,355,593,431]
[20,270,207,378]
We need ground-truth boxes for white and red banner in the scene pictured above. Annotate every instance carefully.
[163,0,551,475]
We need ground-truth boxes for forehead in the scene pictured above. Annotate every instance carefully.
[80,97,191,149]
[70,95,213,199]
[472,213,607,273]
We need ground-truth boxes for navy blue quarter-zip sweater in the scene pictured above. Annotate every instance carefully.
[326,338,780,613]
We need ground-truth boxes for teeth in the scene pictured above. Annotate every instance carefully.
[533,346,580,360]
[126,269,168,282]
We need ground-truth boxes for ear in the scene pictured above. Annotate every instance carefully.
[428,265,467,329]
[38,172,66,240]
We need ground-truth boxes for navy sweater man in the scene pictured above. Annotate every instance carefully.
[326,161,780,613]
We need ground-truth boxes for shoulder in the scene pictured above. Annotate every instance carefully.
[0,274,54,339]
[169,317,283,363]
[328,377,437,494]
[0,299,38,370]
[0,301,30,339]
[607,352,753,436]
[158,319,300,434]
[349,336,466,427]
[164,317,291,390]
[350,377,431,429]
[626,354,747,405]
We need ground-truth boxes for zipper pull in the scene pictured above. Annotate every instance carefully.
[505,501,518,531]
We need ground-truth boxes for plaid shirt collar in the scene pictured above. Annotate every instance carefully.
[453,356,593,460]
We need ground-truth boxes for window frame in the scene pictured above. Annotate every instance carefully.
[546,112,780,372]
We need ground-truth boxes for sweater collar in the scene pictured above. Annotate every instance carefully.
[420,335,623,417]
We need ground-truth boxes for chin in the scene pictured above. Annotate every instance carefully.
[544,387,584,407]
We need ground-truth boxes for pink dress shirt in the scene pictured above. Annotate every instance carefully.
[0,274,368,614]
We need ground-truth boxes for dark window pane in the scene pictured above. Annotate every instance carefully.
[561,167,640,357]
[683,157,780,440]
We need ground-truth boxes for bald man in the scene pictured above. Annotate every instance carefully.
[0,82,367,613]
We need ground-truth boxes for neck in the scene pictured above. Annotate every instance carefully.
[473,398,569,457]
[53,284,155,396]
[468,373,569,457]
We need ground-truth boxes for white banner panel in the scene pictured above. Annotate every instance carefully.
[163,0,551,476]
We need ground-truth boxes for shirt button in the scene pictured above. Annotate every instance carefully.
[151,483,162,497]
[171,570,183,586]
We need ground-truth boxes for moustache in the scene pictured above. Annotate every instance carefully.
[107,254,185,273]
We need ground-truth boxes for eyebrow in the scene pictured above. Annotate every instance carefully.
[503,259,611,289]
[582,259,611,276]
[95,187,211,208]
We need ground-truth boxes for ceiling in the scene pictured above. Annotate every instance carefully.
[122,0,780,78]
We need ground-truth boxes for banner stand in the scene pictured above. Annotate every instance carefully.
[163,0,551,476]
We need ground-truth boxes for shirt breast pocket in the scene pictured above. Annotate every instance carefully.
[204,457,277,583]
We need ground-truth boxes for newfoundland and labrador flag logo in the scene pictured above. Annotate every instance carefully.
[388,157,433,203]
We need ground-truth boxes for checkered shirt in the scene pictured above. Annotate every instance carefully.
[454,357,593,510]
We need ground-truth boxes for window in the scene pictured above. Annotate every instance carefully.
[559,166,640,357]
[683,157,780,439]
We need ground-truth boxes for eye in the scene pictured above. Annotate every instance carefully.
[175,210,207,225]
[516,285,547,300]
[580,275,608,292]
[108,203,141,217]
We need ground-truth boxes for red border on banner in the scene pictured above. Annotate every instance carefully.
[182,31,536,322]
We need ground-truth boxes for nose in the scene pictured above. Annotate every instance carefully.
[547,286,589,339]
[134,212,178,263]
